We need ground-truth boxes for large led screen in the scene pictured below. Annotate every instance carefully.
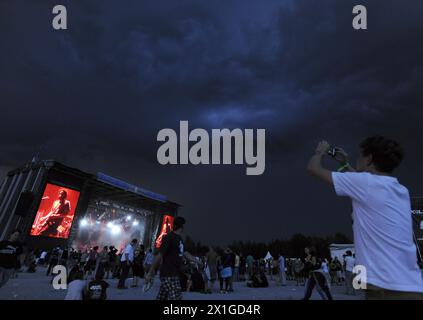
[30,183,80,239]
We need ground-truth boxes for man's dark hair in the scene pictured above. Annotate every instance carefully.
[68,266,83,283]
[131,238,138,244]
[360,136,404,173]
[11,229,21,235]
[173,216,186,231]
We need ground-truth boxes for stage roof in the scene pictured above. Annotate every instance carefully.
[7,159,181,211]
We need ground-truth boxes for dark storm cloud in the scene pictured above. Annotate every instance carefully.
[1,0,423,244]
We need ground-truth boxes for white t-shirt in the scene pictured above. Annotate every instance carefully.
[120,244,134,262]
[344,256,355,272]
[65,280,86,300]
[332,172,423,292]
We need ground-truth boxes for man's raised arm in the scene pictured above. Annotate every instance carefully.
[307,140,334,185]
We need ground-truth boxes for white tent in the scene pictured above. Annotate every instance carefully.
[329,243,354,261]
[264,251,273,261]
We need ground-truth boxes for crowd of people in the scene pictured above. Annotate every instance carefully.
[0,228,359,300]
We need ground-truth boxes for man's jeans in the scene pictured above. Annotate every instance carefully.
[345,271,355,295]
[118,262,131,288]
[365,284,423,300]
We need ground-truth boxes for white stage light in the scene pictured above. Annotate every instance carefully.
[107,222,113,228]
[111,225,121,235]
[126,215,132,221]
[132,220,139,226]
[80,219,88,227]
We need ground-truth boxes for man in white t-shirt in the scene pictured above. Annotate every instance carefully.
[307,136,423,299]
[117,238,137,289]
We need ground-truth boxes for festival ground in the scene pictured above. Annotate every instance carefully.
[0,266,364,300]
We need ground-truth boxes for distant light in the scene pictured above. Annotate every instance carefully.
[111,225,121,235]
[126,215,132,221]
[107,222,114,228]
[80,219,88,227]
[96,221,100,224]
[132,220,139,226]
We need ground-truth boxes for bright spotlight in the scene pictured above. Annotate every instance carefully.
[80,219,88,227]
[107,222,113,228]
[96,221,100,224]
[126,215,132,221]
[111,225,121,235]
[132,220,139,226]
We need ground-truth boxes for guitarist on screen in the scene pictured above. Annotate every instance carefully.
[155,216,172,248]
[37,189,71,237]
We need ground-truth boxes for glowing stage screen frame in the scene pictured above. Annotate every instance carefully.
[30,182,81,239]
[155,215,174,249]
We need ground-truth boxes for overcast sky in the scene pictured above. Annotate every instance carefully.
[1,0,423,245]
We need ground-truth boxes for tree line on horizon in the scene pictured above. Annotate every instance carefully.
[184,233,352,259]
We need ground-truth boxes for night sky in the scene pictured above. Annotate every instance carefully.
[1,0,423,245]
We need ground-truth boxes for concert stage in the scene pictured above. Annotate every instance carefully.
[0,160,180,251]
